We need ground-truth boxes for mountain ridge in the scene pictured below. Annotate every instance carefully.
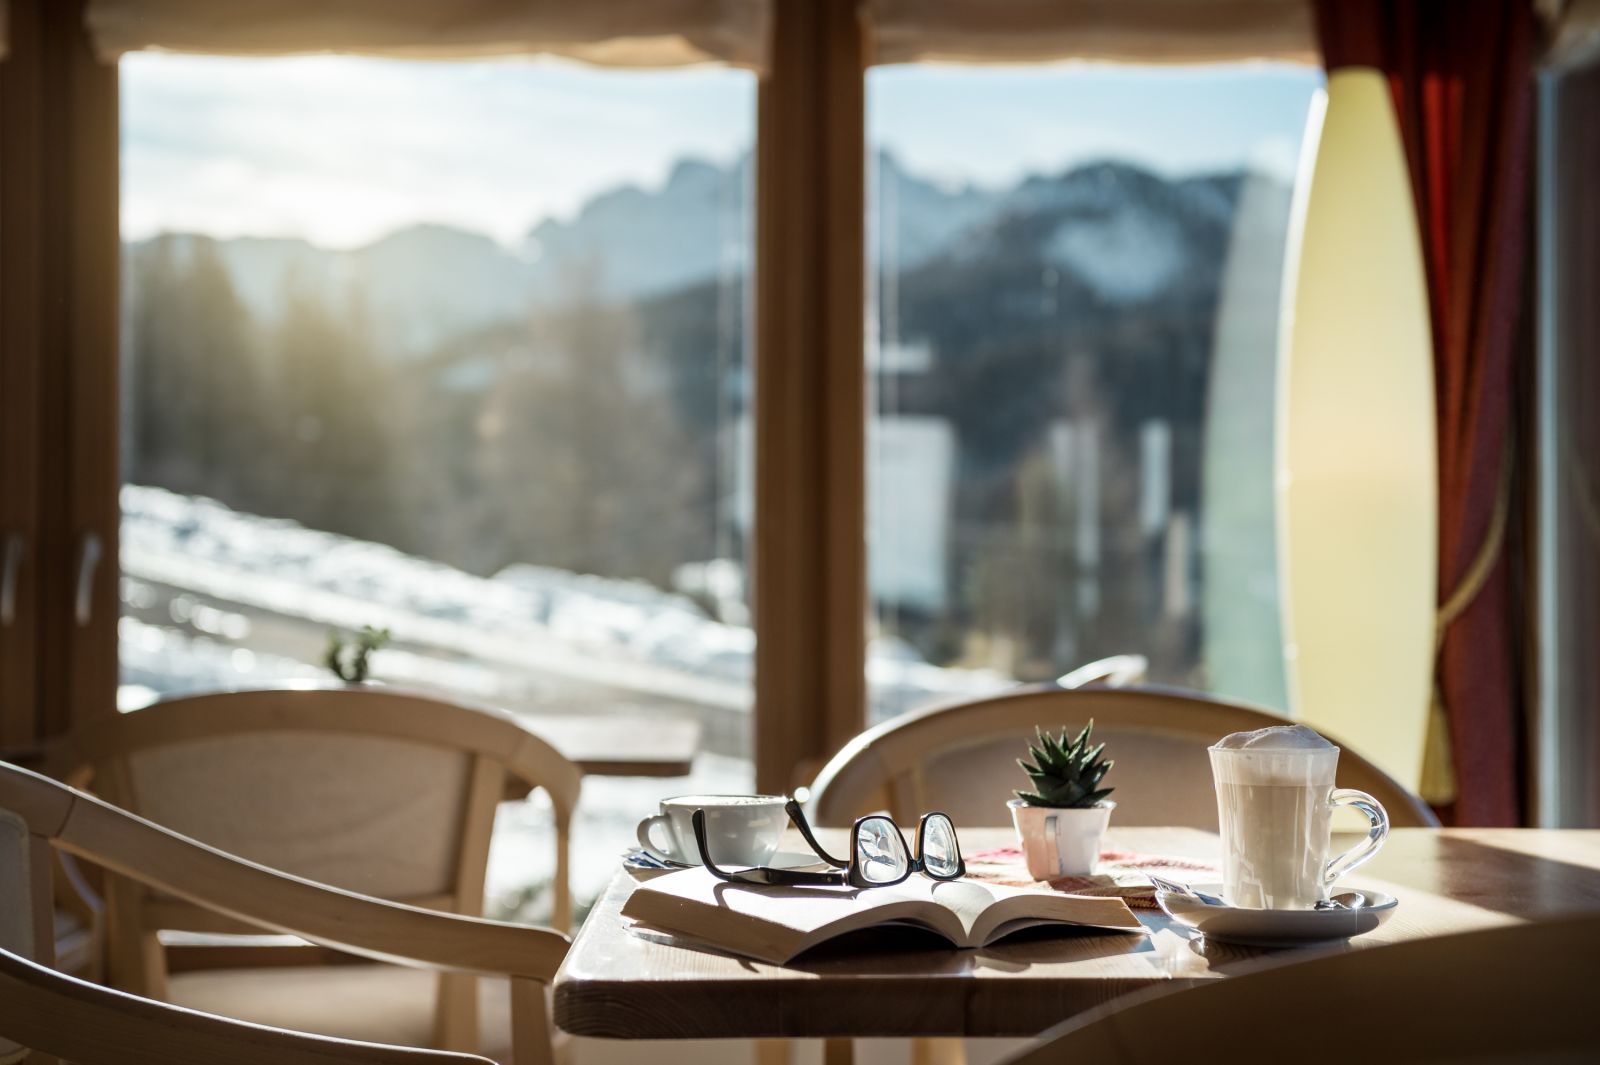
[125,154,1283,361]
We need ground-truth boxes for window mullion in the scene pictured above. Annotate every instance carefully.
[752,0,868,793]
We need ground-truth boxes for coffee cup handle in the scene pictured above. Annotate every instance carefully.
[1324,788,1389,886]
[637,814,682,864]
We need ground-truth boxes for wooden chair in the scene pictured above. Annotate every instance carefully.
[1055,654,1148,689]
[0,760,567,1065]
[49,685,583,1056]
[809,685,1438,829]
[810,686,1437,1065]
[1000,914,1600,1064]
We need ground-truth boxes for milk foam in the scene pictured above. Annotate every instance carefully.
[1214,724,1335,751]
[1210,725,1338,785]
[664,794,784,807]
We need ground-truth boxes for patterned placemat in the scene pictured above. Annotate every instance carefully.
[966,846,1220,909]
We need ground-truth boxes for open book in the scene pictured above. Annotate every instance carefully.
[622,867,1146,965]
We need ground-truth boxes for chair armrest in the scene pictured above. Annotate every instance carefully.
[1,763,569,982]
[0,945,491,1065]
[503,729,584,816]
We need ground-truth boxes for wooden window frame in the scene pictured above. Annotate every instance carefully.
[0,0,874,794]
[752,0,870,791]
[0,0,120,757]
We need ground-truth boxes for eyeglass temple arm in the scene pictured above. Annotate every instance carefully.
[692,809,844,886]
[785,799,851,868]
[690,809,744,882]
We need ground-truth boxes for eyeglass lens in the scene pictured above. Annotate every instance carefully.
[854,816,911,884]
[920,814,961,879]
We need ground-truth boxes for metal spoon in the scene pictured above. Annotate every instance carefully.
[625,848,692,870]
[1316,891,1367,910]
[1152,875,1366,912]
[1148,874,1229,907]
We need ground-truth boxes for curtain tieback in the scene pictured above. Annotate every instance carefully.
[1420,444,1513,806]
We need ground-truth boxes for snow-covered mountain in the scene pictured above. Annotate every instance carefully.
[523,157,750,303]
[906,161,1252,307]
[126,154,1279,359]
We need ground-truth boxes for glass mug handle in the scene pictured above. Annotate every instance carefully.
[1324,788,1389,887]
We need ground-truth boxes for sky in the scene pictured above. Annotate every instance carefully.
[121,54,1321,250]
[871,63,1321,190]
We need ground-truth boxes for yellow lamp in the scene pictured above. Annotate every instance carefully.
[1277,69,1436,791]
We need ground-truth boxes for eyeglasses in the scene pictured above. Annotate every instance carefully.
[691,799,966,889]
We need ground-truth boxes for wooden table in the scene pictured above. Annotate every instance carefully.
[523,715,701,778]
[553,826,1600,1040]
[14,714,702,783]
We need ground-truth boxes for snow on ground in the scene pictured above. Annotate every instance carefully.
[121,485,1008,716]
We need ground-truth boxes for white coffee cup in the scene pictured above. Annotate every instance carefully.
[636,794,789,867]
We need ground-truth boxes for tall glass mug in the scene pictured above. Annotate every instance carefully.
[1208,734,1389,909]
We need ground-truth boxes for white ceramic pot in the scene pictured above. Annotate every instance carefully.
[1008,798,1115,879]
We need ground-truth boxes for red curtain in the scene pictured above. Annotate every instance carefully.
[1314,0,1536,825]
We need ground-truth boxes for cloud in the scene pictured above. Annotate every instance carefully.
[122,54,754,248]
[123,54,1320,249]
[869,61,1322,189]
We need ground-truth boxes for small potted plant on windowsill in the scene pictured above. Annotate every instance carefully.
[1008,721,1116,879]
[324,625,391,684]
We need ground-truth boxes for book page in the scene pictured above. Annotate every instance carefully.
[624,869,1145,963]
[926,879,1016,940]
[622,869,970,963]
[968,884,1146,944]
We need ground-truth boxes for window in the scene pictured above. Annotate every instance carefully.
[2,1,1376,854]
[118,53,755,916]
[1538,57,1600,827]
[865,62,1322,722]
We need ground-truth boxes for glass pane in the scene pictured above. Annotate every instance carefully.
[1540,61,1600,827]
[866,63,1322,723]
[855,816,911,884]
[119,54,755,921]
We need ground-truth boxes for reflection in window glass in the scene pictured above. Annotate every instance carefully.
[1540,60,1600,828]
[866,63,1322,722]
[118,54,754,918]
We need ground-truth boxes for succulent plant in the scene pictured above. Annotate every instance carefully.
[1015,720,1115,808]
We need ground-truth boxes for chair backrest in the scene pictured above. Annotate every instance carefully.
[1056,654,1148,689]
[0,809,39,1064]
[0,947,494,1065]
[0,760,552,1065]
[56,684,582,998]
[808,686,1437,829]
[1002,914,1600,1065]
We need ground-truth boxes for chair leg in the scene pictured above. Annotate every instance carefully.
[509,976,554,1065]
[106,924,166,999]
[823,1038,853,1065]
[435,971,479,1052]
[104,879,166,1000]
[911,1037,966,1065]
[755,1042,791,1065]
[29,837,57,969]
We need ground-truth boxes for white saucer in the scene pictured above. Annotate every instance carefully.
[622,849,832,878]
[1157,883,1398,947]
